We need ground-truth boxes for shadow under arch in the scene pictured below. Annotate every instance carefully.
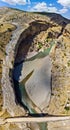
[12,20,51,114]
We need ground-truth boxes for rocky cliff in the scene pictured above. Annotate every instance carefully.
[0,7,70,130]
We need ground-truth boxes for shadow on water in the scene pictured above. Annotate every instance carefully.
[13,79,29,111]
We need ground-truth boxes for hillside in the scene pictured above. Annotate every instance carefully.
[0,7,70,130]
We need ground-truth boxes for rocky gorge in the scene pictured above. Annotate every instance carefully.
[0,7,70,130]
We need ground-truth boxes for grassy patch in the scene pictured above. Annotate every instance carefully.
[67,60,70,67]
[37,42,43,49]
[64,106,70,111]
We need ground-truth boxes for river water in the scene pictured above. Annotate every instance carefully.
[12,43,54,130]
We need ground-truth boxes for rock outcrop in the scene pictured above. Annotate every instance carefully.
[0,7,70,130]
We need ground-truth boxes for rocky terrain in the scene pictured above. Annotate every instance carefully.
[0,7,70,130]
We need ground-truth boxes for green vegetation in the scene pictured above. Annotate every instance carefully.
[39,122,48,130]
[33,11,54,16]
[37,42,43,49]
[67,60,70,67]
[65,106,70,111]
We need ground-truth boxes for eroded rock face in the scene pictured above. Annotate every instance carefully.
[1,19,70,116]
[0,7,70,130]
[0,6,70,119]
